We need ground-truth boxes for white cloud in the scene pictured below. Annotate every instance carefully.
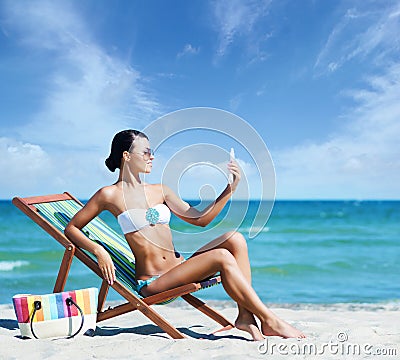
[0,136,117,199]
[315,3,400,73]
[0,137,52,198]
[4,0,160,148]
[177,44,200,58]
[229,93,243,112]
[211,0,271,59]
[274,64,400,199]
[278,1,400,199]
[256,90,264,97]
[2,0,160,198]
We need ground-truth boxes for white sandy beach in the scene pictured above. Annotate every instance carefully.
[0,300,399,360]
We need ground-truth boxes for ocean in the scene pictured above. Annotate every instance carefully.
[0,200,399,305]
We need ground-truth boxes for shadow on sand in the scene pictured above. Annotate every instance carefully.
[94,323,249,341]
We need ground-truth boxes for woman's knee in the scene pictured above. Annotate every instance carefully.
[212,248,236,267]
[224,231,248,252]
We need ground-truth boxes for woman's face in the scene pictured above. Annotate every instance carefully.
[127,136,154,174]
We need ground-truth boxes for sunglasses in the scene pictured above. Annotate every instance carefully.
[131,148,155,161]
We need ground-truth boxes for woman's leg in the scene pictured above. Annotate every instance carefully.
[191,231,264,340]
[141,248,305,339]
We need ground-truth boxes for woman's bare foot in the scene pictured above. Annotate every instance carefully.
[261,317,306,338]
[235,312,265,341]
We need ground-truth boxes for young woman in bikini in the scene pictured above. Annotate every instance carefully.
[65,129,305,341]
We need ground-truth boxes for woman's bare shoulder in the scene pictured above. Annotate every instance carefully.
[90,184,122,210]
[95,184,119,199]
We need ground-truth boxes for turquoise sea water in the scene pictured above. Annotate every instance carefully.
[0,200,399,304]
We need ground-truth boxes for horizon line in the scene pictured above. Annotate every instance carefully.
[2,197,400,202]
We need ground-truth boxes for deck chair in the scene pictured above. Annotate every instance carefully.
[12,192,234,339]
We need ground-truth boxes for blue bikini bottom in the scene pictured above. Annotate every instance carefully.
[135,276,160,295]
[135,258,186,296]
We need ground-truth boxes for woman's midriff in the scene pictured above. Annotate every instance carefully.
[124,225,184,280]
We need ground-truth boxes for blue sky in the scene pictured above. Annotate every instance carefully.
[0,0,399,200]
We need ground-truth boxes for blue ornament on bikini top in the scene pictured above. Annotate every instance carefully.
[145,207,160,225]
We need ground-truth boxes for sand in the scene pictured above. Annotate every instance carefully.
[0,300,399,360]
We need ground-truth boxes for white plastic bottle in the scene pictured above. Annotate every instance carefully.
[228,147,235,184]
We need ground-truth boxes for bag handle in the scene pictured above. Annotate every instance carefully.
[30,297,85,339]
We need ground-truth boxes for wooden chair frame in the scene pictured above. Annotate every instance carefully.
[12,192,234,339]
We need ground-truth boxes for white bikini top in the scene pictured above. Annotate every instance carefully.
[117,203,171,234]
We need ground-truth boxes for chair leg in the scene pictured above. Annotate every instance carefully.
[181,294,234,329]
[53,246,75,293]
[97,280,109,313]
[115,283,186,339]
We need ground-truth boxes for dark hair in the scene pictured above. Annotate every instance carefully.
[105,129,148,172]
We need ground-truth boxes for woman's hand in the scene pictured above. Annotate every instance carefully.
[227,159,241,192]
[95,247,116,285]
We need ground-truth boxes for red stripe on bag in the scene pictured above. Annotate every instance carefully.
[20,297,29,323]
[68,291,78,317]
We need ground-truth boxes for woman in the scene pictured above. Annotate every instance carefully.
[65,129,305,341]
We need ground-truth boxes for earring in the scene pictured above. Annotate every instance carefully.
[123,151,130,162]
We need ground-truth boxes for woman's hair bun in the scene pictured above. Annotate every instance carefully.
[105,156,117,172]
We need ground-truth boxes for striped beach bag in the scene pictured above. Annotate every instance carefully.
[13,287,98,339]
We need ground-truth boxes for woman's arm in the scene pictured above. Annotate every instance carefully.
[163,159,241,227]
[64,188,116,285]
